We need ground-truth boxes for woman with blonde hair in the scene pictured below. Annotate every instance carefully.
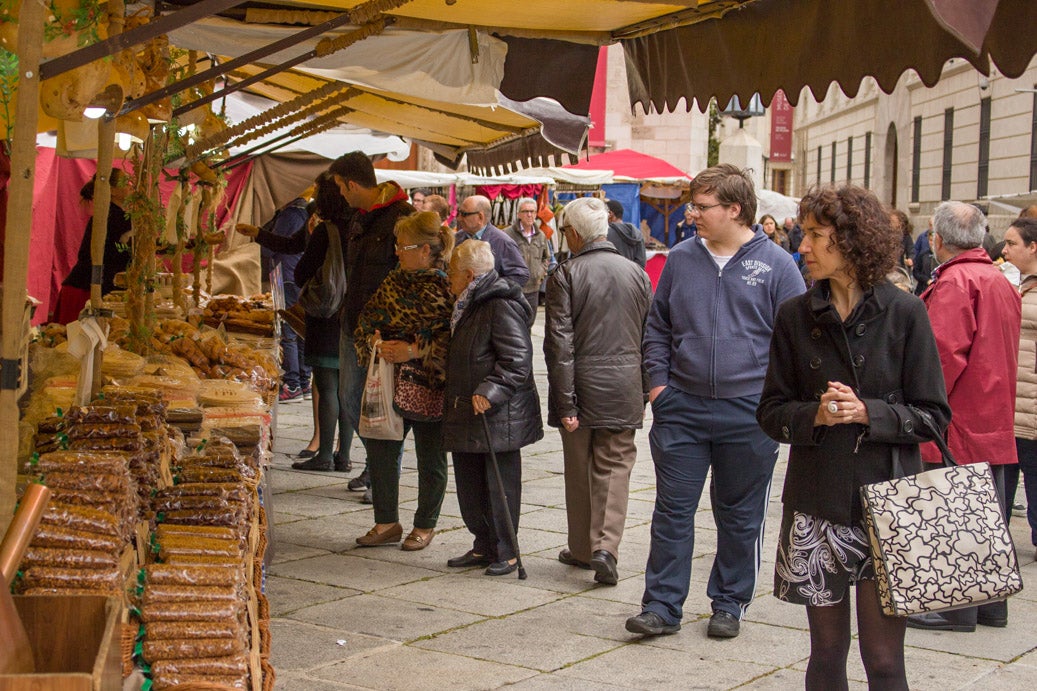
[353,211,455,550]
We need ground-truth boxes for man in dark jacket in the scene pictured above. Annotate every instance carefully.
[238,197,310,401]
[455,195,530,288]
[604,199,647,267]
[546,197,652,586]
[626,164,805,640]
[329,152,413,490]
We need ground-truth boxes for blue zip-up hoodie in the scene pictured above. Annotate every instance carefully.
[644,229,805,399]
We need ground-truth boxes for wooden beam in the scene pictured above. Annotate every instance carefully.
[118,11,355,117]
[40,0,248,81]
[0,0,46,533]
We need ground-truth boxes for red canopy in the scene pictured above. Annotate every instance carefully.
[564,149,690,180]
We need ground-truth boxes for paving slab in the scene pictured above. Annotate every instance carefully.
[553,642,775,689]
[289,592,485,642]
[269,617,393,671]
[311,646,538,690]
[379,572,560,617]
[266,574,360,616]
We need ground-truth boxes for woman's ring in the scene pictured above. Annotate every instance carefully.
[827,401,839,414]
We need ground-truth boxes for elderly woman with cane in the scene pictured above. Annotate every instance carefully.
[442,240,543,576]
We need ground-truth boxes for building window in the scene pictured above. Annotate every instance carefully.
[978,97,991,198]
[817,145,822,183]
[772,169,789,196]
[864,131,872,189]
[846,136,853,181]
[830,141,837,183]
[911,116,922,204]
[942,108,954,201]
[1030,90,1037,191]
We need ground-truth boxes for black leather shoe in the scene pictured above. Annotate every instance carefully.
[297,449,317,459]
[977,600,1008,627]
[333,452,352,473]
[590,550,618,585]
[347,468,369,491]
[625,612,680,636]
[906,612,976,632]
[291,456,332,471]
[558,549,591,569]
[484,560,517,576]
[446,550,493,568]
[707,610,741,638]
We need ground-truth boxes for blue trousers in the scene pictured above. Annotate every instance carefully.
[280,281,310,390]
[338,332,369,458]
[641,388,778,624]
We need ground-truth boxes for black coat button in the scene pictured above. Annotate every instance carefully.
[887,393,898,403]
[904,420,914,433]
[853,354,865,367]
[809,357,822,370]
[855,324,866,336]
[810,328,822,340]
[782,425,791,439]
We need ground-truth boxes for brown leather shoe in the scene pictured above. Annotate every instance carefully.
[401,528,435,551]
[356,523,402,547]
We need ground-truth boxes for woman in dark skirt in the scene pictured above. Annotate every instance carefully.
[756,184,950,690]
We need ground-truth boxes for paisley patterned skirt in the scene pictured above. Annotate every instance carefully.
[774,509,874,606]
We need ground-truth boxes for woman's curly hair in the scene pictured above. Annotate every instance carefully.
[798,184,900,289]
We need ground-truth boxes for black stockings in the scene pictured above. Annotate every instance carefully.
[805,580,907,691]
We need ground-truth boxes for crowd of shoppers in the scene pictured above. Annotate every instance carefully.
[225,151,1031,687]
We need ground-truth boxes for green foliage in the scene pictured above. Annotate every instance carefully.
[43,0,103,46]
[0,46,16,150]
[707,98,721,168]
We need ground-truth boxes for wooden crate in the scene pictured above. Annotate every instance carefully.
[0,595,122,691]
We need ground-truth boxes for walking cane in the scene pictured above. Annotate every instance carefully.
[479,414,527,580]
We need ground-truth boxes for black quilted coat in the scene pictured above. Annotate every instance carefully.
[442,272,543,453]
[756,280,951,524]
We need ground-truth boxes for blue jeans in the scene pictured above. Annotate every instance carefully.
[281,281,310,390]
[641,388,778,624]
[338,334,368,457]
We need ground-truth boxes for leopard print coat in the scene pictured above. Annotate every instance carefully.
[354,268,454,386]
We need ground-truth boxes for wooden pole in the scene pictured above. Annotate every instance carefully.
[0,0,46,533]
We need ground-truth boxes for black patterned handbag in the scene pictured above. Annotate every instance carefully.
[860,409,1023,617]
[393,361,444,422]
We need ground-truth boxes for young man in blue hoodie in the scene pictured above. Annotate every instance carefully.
[626,164,805,639]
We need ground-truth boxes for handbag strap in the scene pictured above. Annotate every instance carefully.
[907,404,957,468]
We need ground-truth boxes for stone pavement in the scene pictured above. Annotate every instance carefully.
[265,313,1037,690]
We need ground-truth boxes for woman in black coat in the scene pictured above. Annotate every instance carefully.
[288,173,356,472]
[442,240,543,576]
[756,184,950,691]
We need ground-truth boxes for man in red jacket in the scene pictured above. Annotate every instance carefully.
[910,201,1021,633]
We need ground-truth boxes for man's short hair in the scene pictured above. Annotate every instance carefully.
[933,201,986,250]
[425,194,450,222]
[690,163,757,227]
[605,199,624,220]
[328,151,377,188]
[411,188,431,198]
[452,239,495,275]
[562,197,609,242]
[516,196,537,210]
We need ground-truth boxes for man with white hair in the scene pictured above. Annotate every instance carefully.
[908,201,1021,633]
[455,194,530,288]
[505,196,552,311]
[545,197,653,585]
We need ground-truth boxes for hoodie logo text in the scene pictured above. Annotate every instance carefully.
[740,259,772,287]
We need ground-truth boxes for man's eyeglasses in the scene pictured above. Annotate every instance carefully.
[457,210,481,217]
[688,202,725,214]
[518,209,537,214]
[395,243,419,252]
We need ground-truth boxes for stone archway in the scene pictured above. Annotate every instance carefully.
[884,122,898,208]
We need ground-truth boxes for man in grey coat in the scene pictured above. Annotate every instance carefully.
[545,197,653,585]
[504,196,552,311]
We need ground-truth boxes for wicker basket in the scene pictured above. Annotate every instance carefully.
[257,592,270,623]
[259,619,271,657]
[121,622,138,677]
[262,658,276,691]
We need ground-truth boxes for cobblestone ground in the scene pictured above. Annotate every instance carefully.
[267,311,1037,690]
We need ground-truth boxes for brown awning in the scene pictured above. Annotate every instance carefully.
[622,0,1037,112]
